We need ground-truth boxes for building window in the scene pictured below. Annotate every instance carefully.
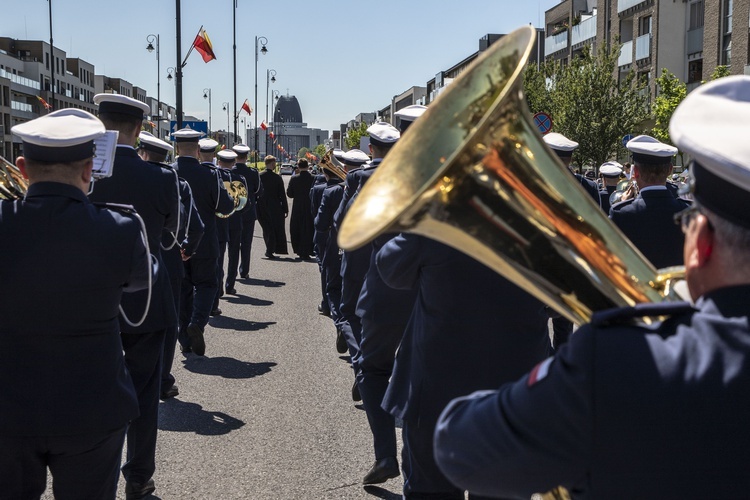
[688,59,703,83]
[722,36,732,65]
[689,0,704,30]
[724,0,733,34]
[639,15,652,35]
[45,52,49,70]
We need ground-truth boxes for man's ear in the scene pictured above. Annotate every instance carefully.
[81,158,93,185]
[632,164,641,181]
[694,216,715,266]
[15,157,29,179]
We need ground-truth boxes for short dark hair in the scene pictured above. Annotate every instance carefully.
[297,159,308,169]
[98,112,142,136]
[635,162,671,185]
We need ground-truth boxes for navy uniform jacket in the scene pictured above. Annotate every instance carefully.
[599,185,616,215]
[0,182,148,436]
[155,164,204,283]
[609,186,690,269]
[88,146,179,333]
[337,161,381,280]
[215,168,245,242]
[434,287,750,499]
[175,156,233,259]
[314,181,345,266]
[232,162,263,220]
[377,234,549,423]
[309,175,328,218]
[575,173,601,207]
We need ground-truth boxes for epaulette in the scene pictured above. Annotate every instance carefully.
[92,202,138,215]
[590,301,696,328]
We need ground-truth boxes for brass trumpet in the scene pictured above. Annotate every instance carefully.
[338,25,683,327]
[0,155,29,200]
[319,148,347,180]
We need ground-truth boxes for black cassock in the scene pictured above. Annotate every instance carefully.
[258,168,289,255]
[286,170,315,258]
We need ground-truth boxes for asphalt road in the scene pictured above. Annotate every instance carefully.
[40,174,405,500]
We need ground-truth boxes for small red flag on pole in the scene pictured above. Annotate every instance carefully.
[241,99,252,116]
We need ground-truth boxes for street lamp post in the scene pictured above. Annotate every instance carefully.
[265,69,276,156]
[222,102,230,146]
[146,34,160,137]
[254,36,268,157]
[203,88,212,134]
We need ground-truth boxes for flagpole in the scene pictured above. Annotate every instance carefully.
[47,0,54,112]
[175,0,184,129]
[254,36,267,159]
[232,0,237,149]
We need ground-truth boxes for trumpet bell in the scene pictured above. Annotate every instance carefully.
[320,148,347,180]
[338,25,681,325]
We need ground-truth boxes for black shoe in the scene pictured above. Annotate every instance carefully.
[336,328,347,354]
[125,478,155,500]
[317,304,331,316]
[210,308,222,316]
[362,457,399,485]
[352,380,361,402]
[187,324,205,356]
[265,252,275,259]
[160,385,179,400]
[240,274,249,279]
[180,345,192,355]
[226,287,237,295]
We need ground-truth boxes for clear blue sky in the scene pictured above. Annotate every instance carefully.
[3,0,559,133]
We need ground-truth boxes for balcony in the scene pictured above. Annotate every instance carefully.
[619,40,633,66]
[545,31,569,57]
[0,68,41,91]
[687,27,704,55]
[11,100,34,113]
[618,0,646,13]
[635,34,651,61]
[571,15,597,46]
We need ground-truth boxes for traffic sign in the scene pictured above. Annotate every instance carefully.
[622,134,634,147]
[533,112,553,135]
[169,120,208,139]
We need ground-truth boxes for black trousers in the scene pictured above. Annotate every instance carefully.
[121,330,166,485]
[238,215,255,276]
[161,276,182,391]
[0,426,127,500]
[357,318,403,460]
[213,240,228,309]
[226,223,243,286]
[339,276,364,372]
[179,257,218,342]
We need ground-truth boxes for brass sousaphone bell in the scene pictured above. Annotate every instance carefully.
[338,25,683,327]
[319,148,347,181]
[217,179,248,218]
[0,155,29,200]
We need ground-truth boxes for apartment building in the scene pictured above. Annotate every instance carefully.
[545,0,750,98]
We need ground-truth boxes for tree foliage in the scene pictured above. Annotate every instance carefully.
[345,122,368,150]
[651,68,686,151]
[524,41,649,169]
[313,144,328,158]
[710,65,731,81]
[297,147,310,160]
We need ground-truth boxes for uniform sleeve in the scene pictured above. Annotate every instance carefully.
[315,190,333,233]
[214,170,235,216]
[123,216,157,293]
[375,233,422,290]
[255,171,264,199]
[180,181,204,257]
[434,327,595,498]
[161,169,180,235]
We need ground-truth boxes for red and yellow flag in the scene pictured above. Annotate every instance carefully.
[193,29,217,63]
[36,95,52,110]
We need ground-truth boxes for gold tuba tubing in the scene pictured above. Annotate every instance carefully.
[216,180,248,218]
[320,148,347,180]
[0,155,29,200]
[338,25,683,326]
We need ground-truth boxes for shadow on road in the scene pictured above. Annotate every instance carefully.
[223,294,273,306]
[208,316,275,332]
[158,399,245,435]
[363,485,402,499]
[240,277,285,288]
[181,356,277,379]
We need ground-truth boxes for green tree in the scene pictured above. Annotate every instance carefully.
[710,65,731,80]
[651,68,687,164]
[524,61,553,116]
[543,42,649,170]
[345,122,368,150]
[313,144,327,158]
[298,147,310,161]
